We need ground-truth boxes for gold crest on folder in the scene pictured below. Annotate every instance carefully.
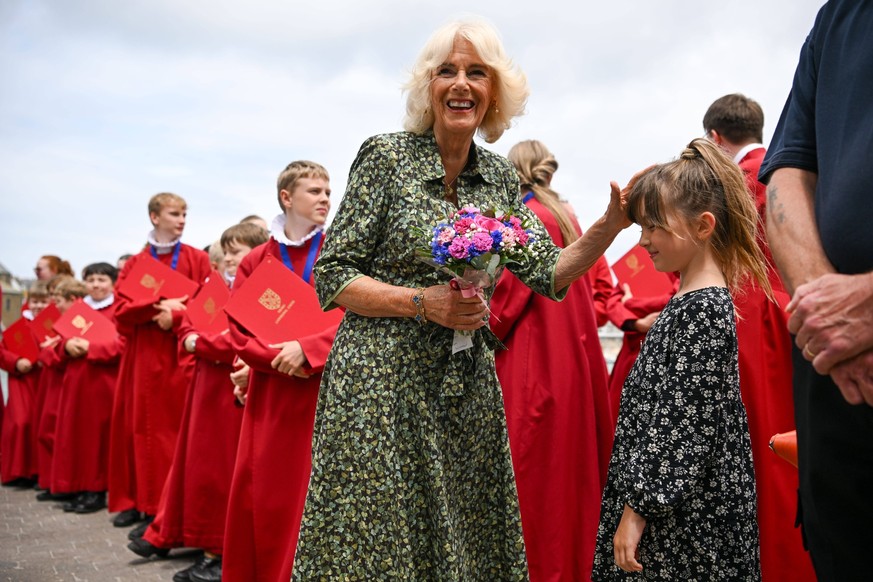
[259,289,282,311]
[71,314,93,335]
[140,273,165,297]
[625,254,644,277]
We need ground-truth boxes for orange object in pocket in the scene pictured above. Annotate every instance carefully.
[769,431,798,468]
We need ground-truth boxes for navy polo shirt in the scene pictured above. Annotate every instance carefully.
[759,0,873,275]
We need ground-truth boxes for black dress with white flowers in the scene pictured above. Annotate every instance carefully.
[593,287,761,581]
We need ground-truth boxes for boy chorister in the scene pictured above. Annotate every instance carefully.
[107,193,211,532]
[34,276,84,498]
[50,263,124,514]
[223,161,339,582]
[132,223,269,582]
[0,281,50,486]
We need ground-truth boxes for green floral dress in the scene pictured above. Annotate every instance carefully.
[292,131,565,581]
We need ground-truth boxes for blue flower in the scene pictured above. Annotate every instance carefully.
[490,230,503,251]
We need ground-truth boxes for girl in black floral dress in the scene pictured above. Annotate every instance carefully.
[593,139,772,581]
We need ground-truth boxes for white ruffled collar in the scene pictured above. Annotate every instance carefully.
[147,231,181,253]
[733,143,765,164]
[270,213,323,247]
[84,294,115,310]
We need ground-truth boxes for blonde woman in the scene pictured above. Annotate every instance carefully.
[294,19,632,580]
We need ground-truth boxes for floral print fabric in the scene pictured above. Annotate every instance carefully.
[292,131,564,581]
[593,287,761,581]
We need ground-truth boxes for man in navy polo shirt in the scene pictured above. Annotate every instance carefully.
[759,2,873,581]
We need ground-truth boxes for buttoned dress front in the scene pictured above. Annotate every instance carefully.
[292,131,565,581]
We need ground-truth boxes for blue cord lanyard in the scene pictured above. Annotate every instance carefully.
[150,241,182,270]
[278,231,322,284]
[522,191,535,204]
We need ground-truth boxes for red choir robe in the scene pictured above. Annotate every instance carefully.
[222,238,338,582]
[586,256,614,328]
[34,342,66,490]
[144,307,243,554]
[108,244,211,515]
[605,282,676,424]
[0,345,41,483]
[107,319,137,512]
[734,147,815,582]
[490,198,613,582]
[50,300,124,493]
[564,201,613,328]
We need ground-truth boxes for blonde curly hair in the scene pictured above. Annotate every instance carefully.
[403,19,529,144]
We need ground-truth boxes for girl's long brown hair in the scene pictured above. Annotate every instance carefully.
[626,138,772,298]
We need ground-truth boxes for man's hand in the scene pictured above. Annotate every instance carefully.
[788,272,873,374]
[829,349,873,407]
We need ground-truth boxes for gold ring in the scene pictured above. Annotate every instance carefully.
[803,344,818,359]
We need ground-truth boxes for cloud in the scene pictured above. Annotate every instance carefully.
[0,0,824,279]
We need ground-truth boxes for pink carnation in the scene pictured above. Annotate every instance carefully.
[454,217,474,235]
[513,226,529,245]
[437,227,455,244]
[448,237,472,259]
[471,231,494,252]
[500,227,518,248]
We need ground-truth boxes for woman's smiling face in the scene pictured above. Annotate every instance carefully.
[430,36,494,141]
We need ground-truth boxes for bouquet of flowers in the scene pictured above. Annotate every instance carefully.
[419,206,536,297]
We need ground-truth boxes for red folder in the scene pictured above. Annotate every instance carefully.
[224,255,343,344]
[29,303,61,343]
[52,300,117,349]
[611,245,674,298]
[2,317,40,362]
[117,256,199,303]
[186,274,231,334]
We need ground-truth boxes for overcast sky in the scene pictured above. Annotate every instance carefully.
[0,0,825,281]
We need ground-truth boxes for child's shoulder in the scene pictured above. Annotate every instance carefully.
[668,286,733,320]
[181,242,209,258]
[240,238,275,267]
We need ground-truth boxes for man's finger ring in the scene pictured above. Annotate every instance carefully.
[803,344,818,359]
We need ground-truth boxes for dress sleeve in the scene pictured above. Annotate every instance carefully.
[624,299,730,519]
[500,171,566,300]
[314,136,395,310]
